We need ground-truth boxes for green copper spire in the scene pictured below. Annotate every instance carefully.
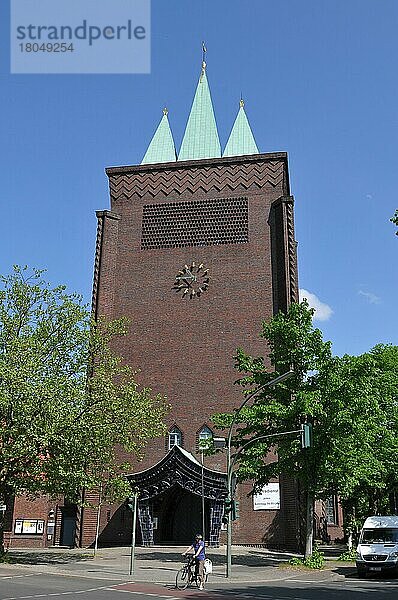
[141,108,177,165]
[223,99,259,157]
[178,62,221,161]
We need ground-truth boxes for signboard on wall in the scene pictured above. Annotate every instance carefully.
[253,482,280,510]
[14,519,45,534]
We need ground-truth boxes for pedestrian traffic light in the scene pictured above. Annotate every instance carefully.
[301,423,313,448]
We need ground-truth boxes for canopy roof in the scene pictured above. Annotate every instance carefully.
[127,444,227,501]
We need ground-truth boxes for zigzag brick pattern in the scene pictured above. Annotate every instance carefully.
[91,216,103,315]
[108,160,284,200]
[285,199,298,304]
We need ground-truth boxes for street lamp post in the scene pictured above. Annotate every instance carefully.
[93,483,103,557]
[226,370,294,578]
[127,492,138,576]
[199,437,214,541]
[200,449,205,540]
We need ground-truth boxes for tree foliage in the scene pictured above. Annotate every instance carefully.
[391,209,398,235]
[0,267,168,551]
[213,301,398,549]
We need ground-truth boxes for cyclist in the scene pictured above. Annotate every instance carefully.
[182,533,206,590]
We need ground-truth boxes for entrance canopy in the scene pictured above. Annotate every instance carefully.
[127,445,227,501]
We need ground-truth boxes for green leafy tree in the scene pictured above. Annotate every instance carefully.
[213,302,398,557]
[0,267,168,554]
[336,344,398,546]
[391,209,398,234]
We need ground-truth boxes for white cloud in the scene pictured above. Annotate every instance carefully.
[358,290,381,304]
[299,289,333,321]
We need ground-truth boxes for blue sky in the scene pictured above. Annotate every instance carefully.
[1,0,397,357]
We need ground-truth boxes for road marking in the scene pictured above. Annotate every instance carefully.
[109,590,178,599]
[0,585,119,600]
[231,596,272,599]
[0,574,43,580]
[287,579,332,583]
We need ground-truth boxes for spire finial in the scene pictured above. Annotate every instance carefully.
[163,107,168,116]
[202,41,207,63]
[201,42,207,77]
[240,98,245,108]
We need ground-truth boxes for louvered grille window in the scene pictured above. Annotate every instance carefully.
[141,197,249,249]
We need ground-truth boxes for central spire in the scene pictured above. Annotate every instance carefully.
[178,48,221,161]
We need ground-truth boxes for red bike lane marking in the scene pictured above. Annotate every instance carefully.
[111,581,226,599]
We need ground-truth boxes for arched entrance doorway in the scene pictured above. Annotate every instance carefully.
[153,485,211,544]
[128,445,227,546]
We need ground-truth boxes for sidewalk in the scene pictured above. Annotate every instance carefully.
[0,545,355,585]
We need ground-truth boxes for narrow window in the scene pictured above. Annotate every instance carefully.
[168,426,182,450]
[325,495,338,525]
[199,425,213,442]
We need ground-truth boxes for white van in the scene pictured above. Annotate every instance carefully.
[356,516,398,577]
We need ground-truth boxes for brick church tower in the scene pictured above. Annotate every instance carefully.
[85,58,300,549]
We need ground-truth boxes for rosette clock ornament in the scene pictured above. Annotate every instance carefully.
[174,262,210,298]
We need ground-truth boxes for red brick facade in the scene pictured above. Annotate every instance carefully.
[4,495,66,549]
[80,152,301,549]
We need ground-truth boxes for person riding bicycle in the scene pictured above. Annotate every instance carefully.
[182,533,206,590]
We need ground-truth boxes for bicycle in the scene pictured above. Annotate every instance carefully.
[175,556,201,590]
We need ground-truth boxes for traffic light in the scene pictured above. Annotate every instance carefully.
[224,498,240,521]
[301,423,313,448]
[224,497,233,516]
[127,496,135,511]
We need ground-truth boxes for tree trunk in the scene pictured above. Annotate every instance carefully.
[0,484,7,556]
[347,530,353,551]
[304,490,314,558]
[0,502,5,556]
[389,491,398,514]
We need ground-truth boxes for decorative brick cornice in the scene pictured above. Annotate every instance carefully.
[284,197,298,304]
[106,153,289,201]
[92,210,120,318]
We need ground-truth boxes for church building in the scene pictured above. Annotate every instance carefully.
[83,57,301,550]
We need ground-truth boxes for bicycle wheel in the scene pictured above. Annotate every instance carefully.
[175,567,189,590]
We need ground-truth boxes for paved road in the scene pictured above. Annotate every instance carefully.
[0,570,397,600]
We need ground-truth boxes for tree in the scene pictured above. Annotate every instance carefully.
[335,344,398,544]
[391,210,398,235]
[213,302,398,557]
[0,267,169,554]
